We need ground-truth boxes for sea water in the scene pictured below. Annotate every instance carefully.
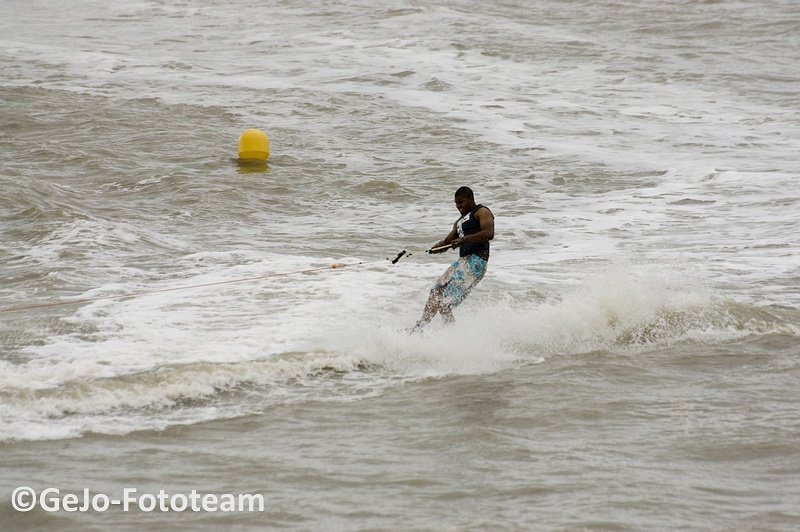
[1,0,799,529]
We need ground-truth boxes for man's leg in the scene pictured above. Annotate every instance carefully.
[413,285,446,330]
[424,255,486,328]
[411,259,466,332]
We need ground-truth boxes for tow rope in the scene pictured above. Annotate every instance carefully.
[0,244,451,314]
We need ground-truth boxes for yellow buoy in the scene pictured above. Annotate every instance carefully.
[237,128,270,161]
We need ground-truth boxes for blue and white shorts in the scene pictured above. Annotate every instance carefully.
[431,254,488,308]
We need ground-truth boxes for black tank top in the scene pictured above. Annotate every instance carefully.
[456,204,491,258]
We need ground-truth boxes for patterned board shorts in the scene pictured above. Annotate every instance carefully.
[431,254,488,309]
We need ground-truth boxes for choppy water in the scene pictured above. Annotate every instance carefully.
[1,0,799,529]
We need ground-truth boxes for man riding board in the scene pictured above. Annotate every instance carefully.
[412,186,494,330]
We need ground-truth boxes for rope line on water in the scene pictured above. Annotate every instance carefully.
[0,246,449,315]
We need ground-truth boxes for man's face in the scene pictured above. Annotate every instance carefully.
[454,195,475,216]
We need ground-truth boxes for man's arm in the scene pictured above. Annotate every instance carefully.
[430,224,459,254]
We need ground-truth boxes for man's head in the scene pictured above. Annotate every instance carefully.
[454,186,476,215]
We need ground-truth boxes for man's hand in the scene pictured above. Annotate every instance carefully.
[429,240,450,254]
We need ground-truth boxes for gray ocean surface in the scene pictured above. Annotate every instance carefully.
[1,0,799,530]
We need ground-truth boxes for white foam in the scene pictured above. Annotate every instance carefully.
[5,252,765,442]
